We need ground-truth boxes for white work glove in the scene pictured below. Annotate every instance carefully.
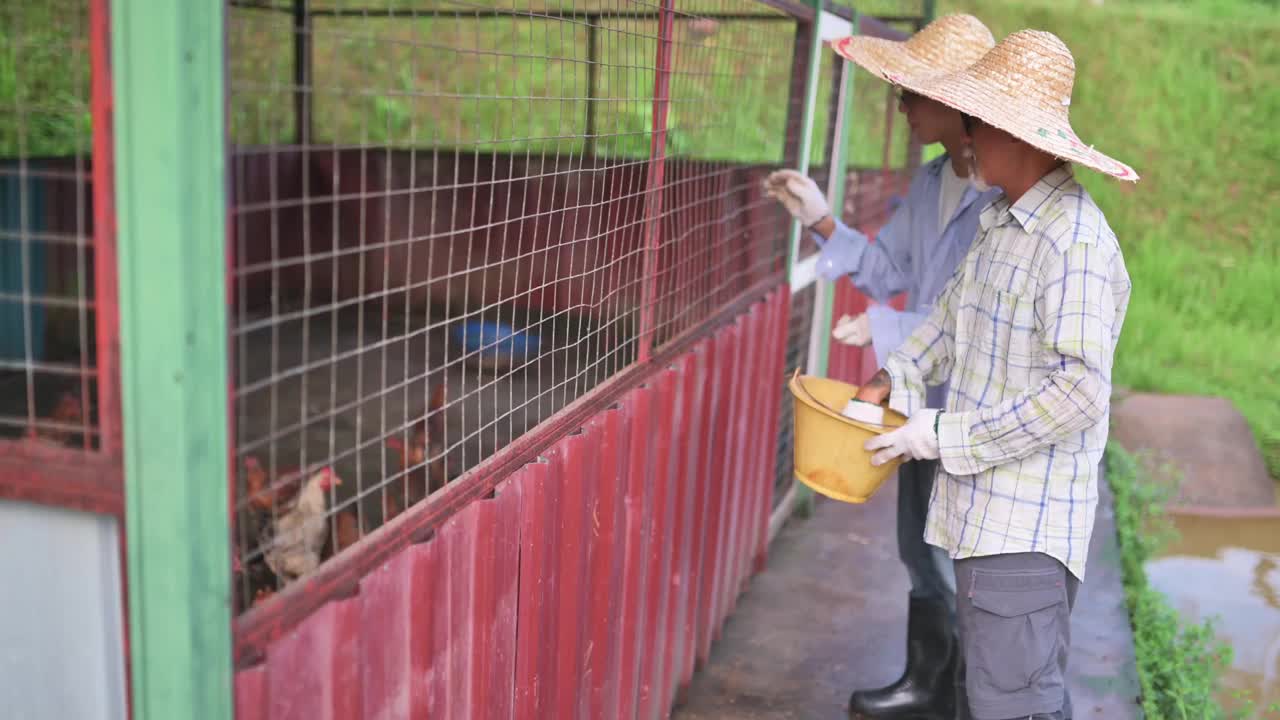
[832,313,872,347]
[865,409,940,466]
[763,170,830,228]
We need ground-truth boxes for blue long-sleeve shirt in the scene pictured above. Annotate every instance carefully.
[813,154,998,406]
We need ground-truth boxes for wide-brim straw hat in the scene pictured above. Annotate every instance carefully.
[829,14,995,87]
[910,30,1138,181]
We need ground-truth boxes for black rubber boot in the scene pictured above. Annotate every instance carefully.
[849,596,958,719]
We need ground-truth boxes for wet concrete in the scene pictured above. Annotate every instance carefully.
[675,476,1141,719]
[1147,508,1280,714]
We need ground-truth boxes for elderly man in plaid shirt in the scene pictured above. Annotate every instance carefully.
[856,30,1138,720]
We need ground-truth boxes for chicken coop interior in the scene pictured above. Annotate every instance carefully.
[1,0,925,716]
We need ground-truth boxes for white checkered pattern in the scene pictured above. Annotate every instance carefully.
[885,165,1131,580]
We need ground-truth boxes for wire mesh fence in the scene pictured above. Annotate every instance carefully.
[227,0,802,610]
[0,0,100,452]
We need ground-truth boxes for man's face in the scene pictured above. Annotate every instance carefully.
[898,90,963,145]
[967,120,1017,188]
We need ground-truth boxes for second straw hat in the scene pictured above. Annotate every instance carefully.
[910,30,1138,181]
[829,14,995,85]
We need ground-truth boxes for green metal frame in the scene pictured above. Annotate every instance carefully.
[113,2,233,718]
[784,0,826,277]
[810,50,857,379]
[786,4,860,516]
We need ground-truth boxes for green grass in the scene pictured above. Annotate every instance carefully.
[1107,442,1236,718]
[940,0,1280,479]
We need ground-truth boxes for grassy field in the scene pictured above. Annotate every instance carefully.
[932,0,1280,479]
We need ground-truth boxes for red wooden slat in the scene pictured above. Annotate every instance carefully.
[473,480,522,720]
[234,664,267,720]
[266,598,361,720]
[721,319,747,627]
[514,460,558,720]
[359,541,438,719]
[756,288,791,571]
[584,408,629,720]
[615,386,654,720]
[724,315,754,610]
[728,315,756,619]
[735,300,769,590]
[660,352,701,709]
[752,289,786,562]
[445,511,474,719]
[680,339,715,683]
[551,430,597,720]
[695,327,731,660]
[711,321,746,633]
[636,370,678,720]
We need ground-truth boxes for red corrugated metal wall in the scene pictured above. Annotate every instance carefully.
[233,286,789,719]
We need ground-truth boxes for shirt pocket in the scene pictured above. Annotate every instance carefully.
[958,282,1036,399]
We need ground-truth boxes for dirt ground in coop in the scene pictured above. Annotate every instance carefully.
[232,298,633,608]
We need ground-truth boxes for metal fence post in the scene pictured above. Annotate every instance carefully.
[112,1,232,718]
[807,15,858,381]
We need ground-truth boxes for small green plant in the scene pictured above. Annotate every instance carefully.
[1107,443,1236,719]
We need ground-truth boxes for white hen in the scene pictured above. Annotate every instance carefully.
[261,467,341,582]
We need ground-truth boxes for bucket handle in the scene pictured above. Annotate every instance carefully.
[790,368,897,429]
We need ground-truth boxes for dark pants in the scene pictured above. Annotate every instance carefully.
[897,459,956,609]
[954,552,1080,720]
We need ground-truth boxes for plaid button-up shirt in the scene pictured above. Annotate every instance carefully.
[884,165,1131,580]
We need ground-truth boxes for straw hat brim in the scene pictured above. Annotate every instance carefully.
[912,64,1139,181]
[829,36,939,86]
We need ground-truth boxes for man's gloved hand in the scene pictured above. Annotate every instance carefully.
[763,170,830,228]
[865,409,940,466]
[832,313,872,347]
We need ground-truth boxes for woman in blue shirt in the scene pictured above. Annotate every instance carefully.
[764,14,999,719]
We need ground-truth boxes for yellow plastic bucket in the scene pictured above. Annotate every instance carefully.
[789,371,907,504]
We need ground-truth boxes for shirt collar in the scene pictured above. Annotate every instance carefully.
[1007,164,1075,233]
[978,194,1010,233]
[926,154,948,178]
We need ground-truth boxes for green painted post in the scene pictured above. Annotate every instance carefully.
[810,33,858,379]
[112,2,233,718]
[786,0,827,518]
[785,0,827,275]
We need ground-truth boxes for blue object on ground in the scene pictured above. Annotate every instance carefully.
[452,320,541,363]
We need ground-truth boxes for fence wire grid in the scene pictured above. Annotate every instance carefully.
[0,1,100,453]
[227,0,803,610]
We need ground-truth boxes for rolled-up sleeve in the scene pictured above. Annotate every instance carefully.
[884,268,962,416]
[811,197,912,302]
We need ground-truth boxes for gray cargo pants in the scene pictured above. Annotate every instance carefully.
[954,552,1080,720]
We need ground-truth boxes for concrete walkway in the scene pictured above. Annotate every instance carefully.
[675,476,1141,720]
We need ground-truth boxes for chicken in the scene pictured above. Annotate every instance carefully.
[27,390,85,447]
[243,455,303,513]
[260,467,342,583]
[382,383,448,522]
[332,510,362,554]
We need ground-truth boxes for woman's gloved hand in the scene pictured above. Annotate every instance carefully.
[763,170,830,228]
[832,313,872,347]
[865,409,940,466]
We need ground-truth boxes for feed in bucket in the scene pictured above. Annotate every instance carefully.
[789,371,907,504]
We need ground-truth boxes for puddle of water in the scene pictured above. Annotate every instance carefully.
[1145,512,1280,714]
